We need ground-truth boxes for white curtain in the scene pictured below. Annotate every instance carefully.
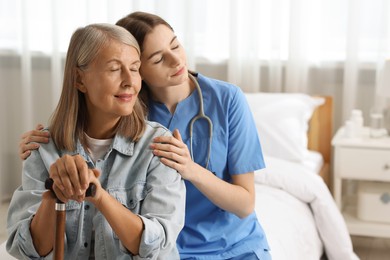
[1,0,390,199]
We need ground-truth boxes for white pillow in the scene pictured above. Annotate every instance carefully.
[245,93,324,163]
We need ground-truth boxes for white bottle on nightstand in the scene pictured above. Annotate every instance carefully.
[345,109,364,138]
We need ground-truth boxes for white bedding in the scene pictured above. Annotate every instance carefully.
[302,150,324,174]
[255,155,359,260]
[245,92,359,259]
[255,183,323,259]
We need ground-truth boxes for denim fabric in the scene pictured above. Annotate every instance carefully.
[6,121,186,260]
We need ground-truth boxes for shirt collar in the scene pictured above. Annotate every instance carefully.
[72,134,135,158]
[111,134,134,156]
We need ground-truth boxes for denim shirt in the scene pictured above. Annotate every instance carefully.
[6,121,186,260]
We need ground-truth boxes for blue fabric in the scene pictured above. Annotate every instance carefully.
[6,121,186,260]
[148,73,270,259]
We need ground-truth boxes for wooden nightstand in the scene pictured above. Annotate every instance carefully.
[332,127,390,238]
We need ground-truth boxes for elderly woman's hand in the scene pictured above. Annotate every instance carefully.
[49,154,99,203]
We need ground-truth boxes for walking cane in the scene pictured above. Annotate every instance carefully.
[45,178,96,260]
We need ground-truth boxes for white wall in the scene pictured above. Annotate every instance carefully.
[197,62,377,133]
[0,55,61,200]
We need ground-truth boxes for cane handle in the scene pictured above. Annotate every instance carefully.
[45,178,96,198]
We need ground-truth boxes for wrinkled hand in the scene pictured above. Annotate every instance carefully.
[150,129,197,180]
[49,154,101,203]
[19,124,50,160]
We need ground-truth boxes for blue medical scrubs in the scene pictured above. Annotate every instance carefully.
[148,72,270,259]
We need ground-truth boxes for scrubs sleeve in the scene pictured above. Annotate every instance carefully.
[135,131,186,259]
[227,88,266,174]
[6,147,54,260]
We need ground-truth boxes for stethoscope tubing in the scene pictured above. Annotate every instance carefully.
[188,73,213,169]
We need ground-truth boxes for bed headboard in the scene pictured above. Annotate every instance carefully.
[307,96,333,189]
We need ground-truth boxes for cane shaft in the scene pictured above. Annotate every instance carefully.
[45,178,95,260]
[54,202,66,260]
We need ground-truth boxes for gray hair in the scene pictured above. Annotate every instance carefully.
[49,23,145,150]
[74,23,140,69]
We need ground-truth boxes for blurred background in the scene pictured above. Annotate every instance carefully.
[1,0,390,201]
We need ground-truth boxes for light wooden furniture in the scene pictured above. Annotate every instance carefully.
[332,127,390,238]
[308,96,333,189]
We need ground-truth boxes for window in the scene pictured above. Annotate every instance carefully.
[1,0,389,63]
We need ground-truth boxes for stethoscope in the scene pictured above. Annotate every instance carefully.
[188,72,213,169]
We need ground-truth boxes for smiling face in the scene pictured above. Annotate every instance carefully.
[76,39,141,132]
[139,24,188,89]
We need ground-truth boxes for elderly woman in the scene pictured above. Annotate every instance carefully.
[7,23,185,260]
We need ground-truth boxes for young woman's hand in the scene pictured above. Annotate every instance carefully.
[19,124,50,160]
[152,130,255,218]
[150,129,197,180]
[49,154,100,203]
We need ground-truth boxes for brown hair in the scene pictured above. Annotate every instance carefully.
[116,11,173,53]
[49,23,145,151]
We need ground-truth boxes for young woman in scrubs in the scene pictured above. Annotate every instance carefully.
[18,12,271,260]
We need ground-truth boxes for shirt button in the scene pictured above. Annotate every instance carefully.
[84,242,88,248]
[84,205,90,210]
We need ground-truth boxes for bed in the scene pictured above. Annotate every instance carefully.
[245,93,359,260]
